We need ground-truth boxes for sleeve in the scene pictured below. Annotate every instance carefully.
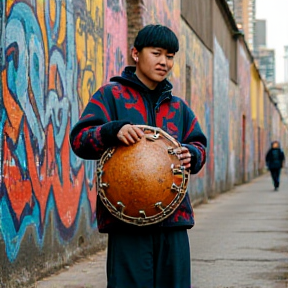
[265,150,271,164]
[281,150,285,162]
[69,87,130,160]
[181,104,207,174]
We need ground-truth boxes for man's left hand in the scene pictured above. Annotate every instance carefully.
[173,146,192,169]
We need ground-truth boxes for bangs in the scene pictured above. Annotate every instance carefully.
[134,24,179,53]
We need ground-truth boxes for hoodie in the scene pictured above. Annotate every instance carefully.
[69,66,207,233]
[266,141,285,170]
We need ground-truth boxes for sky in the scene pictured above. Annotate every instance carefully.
[256,0,288,83]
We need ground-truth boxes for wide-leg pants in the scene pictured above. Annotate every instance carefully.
[106,228,191,288]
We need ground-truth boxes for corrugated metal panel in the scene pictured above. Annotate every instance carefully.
[181,0,213,51]
[213,0,238,82]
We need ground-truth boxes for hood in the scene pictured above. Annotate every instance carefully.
[110,66,173,97]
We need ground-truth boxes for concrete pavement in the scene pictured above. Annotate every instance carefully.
[34,172,288,288]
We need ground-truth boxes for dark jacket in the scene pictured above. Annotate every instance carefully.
[266,142,285,170]
[69,66,207,233]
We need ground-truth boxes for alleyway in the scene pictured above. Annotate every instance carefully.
[35,172,288,288]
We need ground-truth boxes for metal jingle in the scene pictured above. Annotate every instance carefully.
[139,210,147,218]
[155,202,166,215]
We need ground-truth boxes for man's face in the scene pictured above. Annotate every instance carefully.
[133,47,175,90]
[272,142,279,148]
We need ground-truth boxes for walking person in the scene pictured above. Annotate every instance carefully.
[265,141,285,191]
[70,24,207,288]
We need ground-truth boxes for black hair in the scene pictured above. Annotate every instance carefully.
[134,24,179,53]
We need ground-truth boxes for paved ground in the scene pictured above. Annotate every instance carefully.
[34,172,288,288]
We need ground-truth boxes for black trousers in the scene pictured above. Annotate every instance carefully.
[270,168,281,188]
[106,228,191,288]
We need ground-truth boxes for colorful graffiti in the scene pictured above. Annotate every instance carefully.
[1,1,288,286]
[104,0,127,82]
[213,38,230,192]
[228,81,241,186]
[238,44,253,181]
[180,20,214,197]
[0,0,127,271]
[142,0,181,96]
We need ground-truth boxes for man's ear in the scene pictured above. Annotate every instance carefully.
[131,47,139,63]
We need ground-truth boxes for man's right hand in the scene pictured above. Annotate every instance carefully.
[117,124,145,145]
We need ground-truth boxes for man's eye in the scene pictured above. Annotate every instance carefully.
[167,55,174,60]
[153,52,160,56]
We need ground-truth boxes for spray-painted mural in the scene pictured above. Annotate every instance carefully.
[238,43,253,182]
[0,0,127,285]
[213,38,230,192]
[0,0,100,261]
[142,0,181,96]
[104,0,127,82]
[180,20,214,198]
[228,81,241,187]
[1,0,288,286]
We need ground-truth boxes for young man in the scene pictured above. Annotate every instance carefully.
[265,141,285,191]
[70,24,207,288]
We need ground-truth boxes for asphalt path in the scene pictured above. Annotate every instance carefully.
[35,172,288,288]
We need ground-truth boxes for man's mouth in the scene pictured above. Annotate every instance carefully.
[156,68,167,73]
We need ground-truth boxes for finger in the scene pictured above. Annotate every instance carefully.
[173,147,182,155]
[174,146,189,155]
[124,133,136,144]
[132,126,145,138]
[180,147,189,153]
[181,157,191,164]
[118,135,130,145]
[183,163,191,169]
[128,128,142,142]
[177,152,191,161]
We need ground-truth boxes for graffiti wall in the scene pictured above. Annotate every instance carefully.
[142,0,181,96]
[104,0,127,82]
[228,81,241,187]
[180,20,214,199]
[238,43,253,182]
[0,0,127,286]
[213,38,230,192]
[1,0,288,286]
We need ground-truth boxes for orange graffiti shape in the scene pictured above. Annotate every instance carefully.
[3,135,33,221]
[25,120,85,228]
[2,70,24,143]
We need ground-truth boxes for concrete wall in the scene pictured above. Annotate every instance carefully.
[0,0,287,287]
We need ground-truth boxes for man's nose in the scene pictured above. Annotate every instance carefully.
[159,55,167,66]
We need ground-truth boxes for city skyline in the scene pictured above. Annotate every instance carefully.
[256,0,288,83]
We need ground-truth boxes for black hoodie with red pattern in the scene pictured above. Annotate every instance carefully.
[69,66,207,233]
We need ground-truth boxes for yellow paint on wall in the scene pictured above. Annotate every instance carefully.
[36,1,49,73]
[259,82,264,128]
[6,0,14,15]
[57,2,67,46]
[75,17,87,71]
[95,37,103,90]
[250,66,258,121]
[49,0,56,24]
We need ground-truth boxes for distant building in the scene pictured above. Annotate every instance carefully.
[233,0,256,51]
[284,46,288,83]
[253,18,275,85]
[256,48,275,85]
[226,0,234,12]
[254,19,266,53]
[269,83,288,125]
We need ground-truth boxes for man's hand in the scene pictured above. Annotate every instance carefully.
[173,146,192,169]
[117,124,145,145]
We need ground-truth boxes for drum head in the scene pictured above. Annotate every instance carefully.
[97,125,189,226]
